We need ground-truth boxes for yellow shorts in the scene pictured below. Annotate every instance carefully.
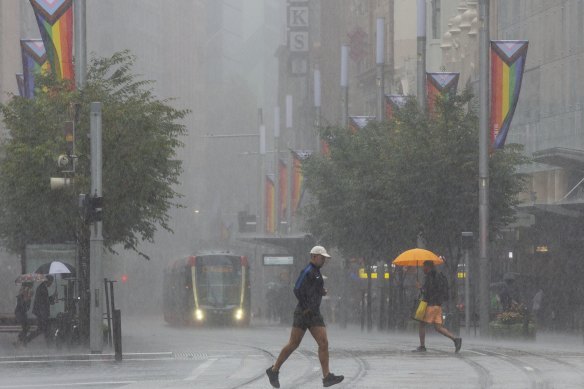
[422,305,443,324]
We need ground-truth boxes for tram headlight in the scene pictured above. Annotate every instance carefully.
[194,309,204,321]
[234,308,244,321]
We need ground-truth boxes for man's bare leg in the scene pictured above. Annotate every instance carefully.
[434,323,455,340]
[308,326,329,377]
[418,322,426,347]
[273,327,306,371]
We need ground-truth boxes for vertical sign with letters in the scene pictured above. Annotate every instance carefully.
[287,0,309,76]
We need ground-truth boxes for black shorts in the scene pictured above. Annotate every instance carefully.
[292,307,325,330]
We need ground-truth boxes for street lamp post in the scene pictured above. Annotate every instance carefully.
[478,0,490,337]
[417,0,427,110]
[376,17,385,122]
[89,102,103,353]
[341,45,349,127]
[74,0,86,89]
[258,112,266,234]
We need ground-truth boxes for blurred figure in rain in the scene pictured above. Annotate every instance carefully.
[499,273,518,311]
[266,282,278,322]
[266,246,344,388]
[13,282,34,346]
[531,288,544,326]
[25,275,57,345]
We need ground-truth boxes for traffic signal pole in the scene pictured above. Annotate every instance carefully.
[89,102,104,353]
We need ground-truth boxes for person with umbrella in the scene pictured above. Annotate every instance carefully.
[414,260,461,353]
[13,282,34,346]
[24,275,58,346]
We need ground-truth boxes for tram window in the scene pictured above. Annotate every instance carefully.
[196,256,241,306]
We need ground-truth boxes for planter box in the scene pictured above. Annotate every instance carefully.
[489,321,536,339]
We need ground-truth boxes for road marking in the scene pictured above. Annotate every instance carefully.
[183,357,218,381]
[466,350,488,356]
[0,357,174,365]
[524,366,534,371]
[0,381,137,388]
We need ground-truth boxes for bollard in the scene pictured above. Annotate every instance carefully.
[113,309,122,361]
[104,279,112,346]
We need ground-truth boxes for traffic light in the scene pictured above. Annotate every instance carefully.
[64,121,74,155]
[80,194,104,223]
[57,121,75,172]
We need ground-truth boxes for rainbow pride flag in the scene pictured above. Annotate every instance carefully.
[20,39,49,99]
[265,175,276,234]
[384,95,408,120]
[490,40,528,149]
[291,150,311,216]
[279,159,288,221]
[426,72,459,116]
[16,74,25,97]
[30,0,74,82]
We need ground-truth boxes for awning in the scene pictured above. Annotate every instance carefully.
[533,147,584,171]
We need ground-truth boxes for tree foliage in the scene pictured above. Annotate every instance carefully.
[0,51,188,258]
[302,90,529,266]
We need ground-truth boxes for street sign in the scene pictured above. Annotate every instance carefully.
[263,255,294,266]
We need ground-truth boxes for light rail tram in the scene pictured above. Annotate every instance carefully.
[163,252,250,326]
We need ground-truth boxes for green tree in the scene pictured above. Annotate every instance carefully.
[302,90,528,328]
[0,50,188,261]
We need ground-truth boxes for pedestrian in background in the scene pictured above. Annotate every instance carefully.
[25,275,57,345]
[413,260,462,353]
[14,282,34,346]
[532,288,544,326]
[266,246,344,388]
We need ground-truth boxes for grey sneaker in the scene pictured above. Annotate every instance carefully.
[323,372,344,387]
[412,346,427,352]
[454,338,462,353]
[266,366,280,388]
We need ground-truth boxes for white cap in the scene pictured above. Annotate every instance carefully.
[310,245,331,258]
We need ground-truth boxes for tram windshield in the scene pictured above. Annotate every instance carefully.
[196,255,241,306]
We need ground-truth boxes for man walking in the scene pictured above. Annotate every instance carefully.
[414,260,462,353]
[25,275,57,345]
[266,246,344,388]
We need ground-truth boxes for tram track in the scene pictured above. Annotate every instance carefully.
[470,347,550,389]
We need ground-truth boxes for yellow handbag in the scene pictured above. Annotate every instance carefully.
[413,299,428,321]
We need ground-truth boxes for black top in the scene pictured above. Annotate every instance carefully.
[422,270,443,306]
[293,263,325,313]
[32,282,54,319]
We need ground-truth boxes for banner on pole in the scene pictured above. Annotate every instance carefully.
[348,116,375,133]
[384,95,408,120]
[265,174,276,234]
[16,74,25,98]
[490,40,529,149]
[30,0,74,82]
[279,159,288,221]
[426,72,459,116]
[20,39,48,99]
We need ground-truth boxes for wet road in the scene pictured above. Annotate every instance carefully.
[1,317,583,388]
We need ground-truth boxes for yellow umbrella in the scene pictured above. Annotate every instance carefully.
[392,248,444,267]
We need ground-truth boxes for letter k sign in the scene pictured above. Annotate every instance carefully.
[289,6,308,27]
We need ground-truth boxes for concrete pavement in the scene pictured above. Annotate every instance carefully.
[0,316,583,388]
